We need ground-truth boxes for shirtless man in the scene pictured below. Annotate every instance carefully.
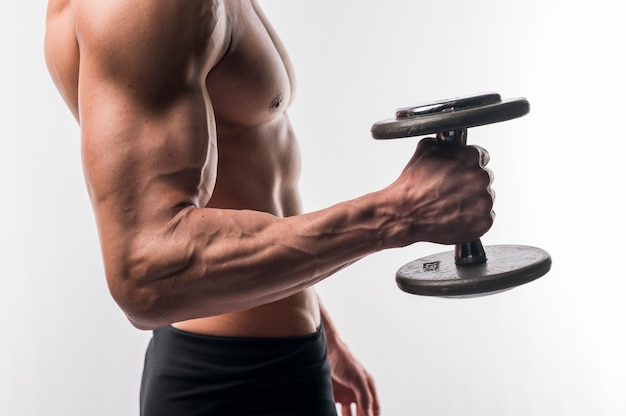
[44,1,494,415]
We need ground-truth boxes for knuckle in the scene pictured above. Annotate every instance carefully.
[476,168,493,188]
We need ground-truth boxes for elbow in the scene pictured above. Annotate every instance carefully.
[105,238,197,330]
[109,278,170,330]
[107,252,187,330]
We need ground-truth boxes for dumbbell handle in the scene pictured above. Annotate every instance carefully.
[437,129,488,266]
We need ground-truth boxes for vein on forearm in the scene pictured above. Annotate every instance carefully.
[141,196,388,317]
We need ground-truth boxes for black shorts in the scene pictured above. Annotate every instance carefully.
[140,324,338,416]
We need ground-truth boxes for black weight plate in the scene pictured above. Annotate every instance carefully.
[396,245,551,297]
[372,97,530,140]
[395,93,502,119]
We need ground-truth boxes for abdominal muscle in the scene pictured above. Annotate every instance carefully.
[173,290,321,338]
[173,116,322,338]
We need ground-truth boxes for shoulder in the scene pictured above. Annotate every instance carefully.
[74,0,230,83]
[74,0,227,37]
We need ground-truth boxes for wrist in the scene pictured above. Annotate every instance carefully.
[365,187,415,249]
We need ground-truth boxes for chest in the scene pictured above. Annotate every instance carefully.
[206,2,294,127]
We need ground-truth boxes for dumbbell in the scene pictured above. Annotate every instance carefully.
[371,93,551,297]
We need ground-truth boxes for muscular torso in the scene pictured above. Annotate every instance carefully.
[45,0,320,337]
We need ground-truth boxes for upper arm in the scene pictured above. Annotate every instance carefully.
[75,1,226,287]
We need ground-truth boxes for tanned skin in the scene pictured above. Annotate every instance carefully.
[44,1,494,415]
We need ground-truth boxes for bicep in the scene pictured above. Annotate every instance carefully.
[79,85,215,220]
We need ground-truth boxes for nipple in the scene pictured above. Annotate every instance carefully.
[269,93,284,111]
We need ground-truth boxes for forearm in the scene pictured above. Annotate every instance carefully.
[114,189,403,329]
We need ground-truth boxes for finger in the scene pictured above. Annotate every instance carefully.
[481,165,495,190]
[487,179,496,200]
[353,376,375,416]
[367,374,381,416]
[358,373,379,416]
[472,144,490,167]
[341,403,354,416]
[454,144,489,170]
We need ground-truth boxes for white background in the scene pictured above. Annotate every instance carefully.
[1,1,624,415]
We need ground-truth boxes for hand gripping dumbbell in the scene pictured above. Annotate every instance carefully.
[371,93,551,297]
